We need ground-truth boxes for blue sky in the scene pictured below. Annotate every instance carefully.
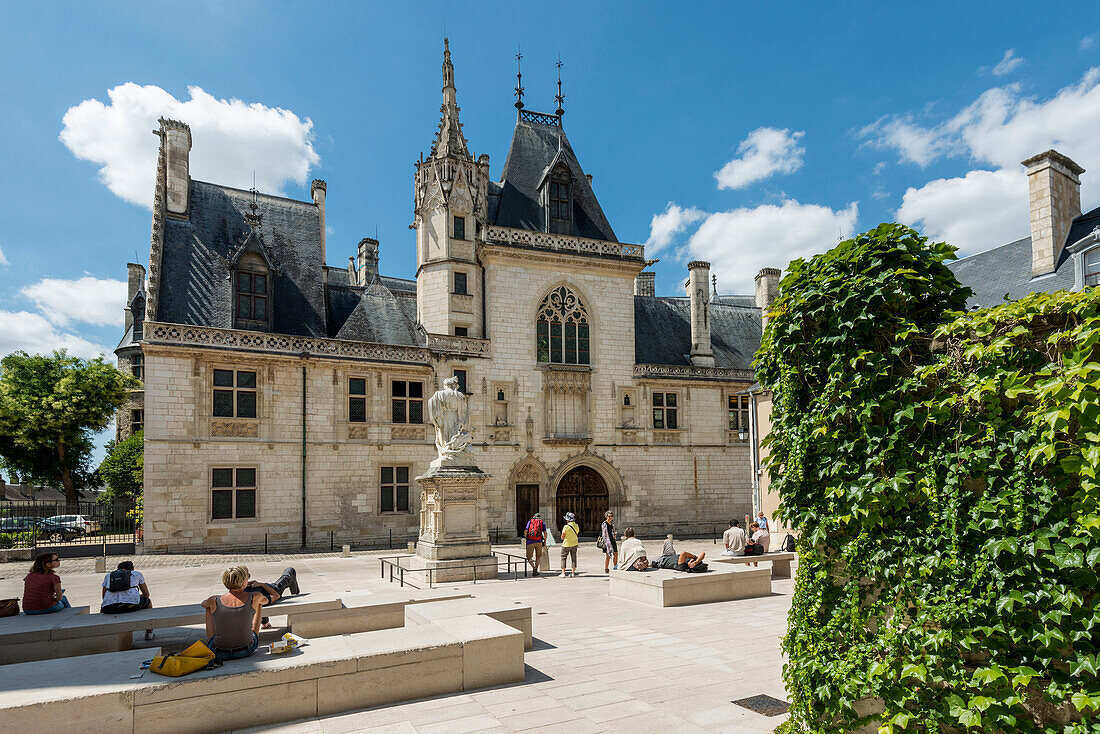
[1,2,1098,458]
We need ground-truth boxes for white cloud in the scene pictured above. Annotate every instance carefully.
[20,276,127,328]
[60,83,320,208]
[715,127,805,190]
[0,310,108,359]
[992,49,1024,77]
[685,200,859,293]
[896,169,1029,256]
[860,115,956,166]
[0,243,8,266]
[1082,34,1097,51]
[645,203,706,254]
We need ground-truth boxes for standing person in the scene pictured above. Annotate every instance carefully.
[202,566,264,661]
[600,510,618,574]
[523,513,547,576]
[558,513,580,578]
[22,553,70,615]
[101,560,155,640]
[722,520,747,556]
[756,511,769,532]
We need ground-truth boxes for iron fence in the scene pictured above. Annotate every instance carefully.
[0,498,137,558]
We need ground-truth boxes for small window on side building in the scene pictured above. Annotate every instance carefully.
[453,216,466,241]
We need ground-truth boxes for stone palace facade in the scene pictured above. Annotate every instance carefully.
[118,41,778,552]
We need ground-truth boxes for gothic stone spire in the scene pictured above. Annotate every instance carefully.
[432,37,469,160]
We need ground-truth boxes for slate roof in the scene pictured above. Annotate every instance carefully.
[334,282,423,346]
[159,181,328,336]
[634,296,762,370]
[950,235,1077,309]
[493,115,617,243]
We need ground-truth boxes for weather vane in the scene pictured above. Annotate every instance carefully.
[555,56,565,116]
[514,46,525,109]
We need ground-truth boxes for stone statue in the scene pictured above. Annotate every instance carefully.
[427,376,475,468]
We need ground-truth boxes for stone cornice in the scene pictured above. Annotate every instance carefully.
[633,363,755,383]
[480,242,642,274]
[483,226,644,264]
[425,333,491,357]
[143,321,431,365]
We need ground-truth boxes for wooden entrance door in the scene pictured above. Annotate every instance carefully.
[555,466,608,537]
[515,484,540,537]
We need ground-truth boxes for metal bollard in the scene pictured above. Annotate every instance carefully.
[407,541,415,552]
[342,544,351,558]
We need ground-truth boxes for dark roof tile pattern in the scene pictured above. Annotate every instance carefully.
[334,282,424,346]
[158,181,327,336]
[634,296,761,370]
[494,117,617,243]
[949,236,1075,309]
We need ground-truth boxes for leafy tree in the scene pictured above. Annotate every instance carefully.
[0,350,139,504]
[98,429,143,501]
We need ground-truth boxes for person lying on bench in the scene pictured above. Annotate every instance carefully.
[649,537,708,572]
[243,567,299,629]
[101,561,155,640]
[202,566,263,660]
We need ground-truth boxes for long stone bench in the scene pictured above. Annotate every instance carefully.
[286,588,471,637]
[404,597,533,649]
[609,566,771,607]
[0,606,91,664]
[0,595,342,665]
[712,550,796,578]
[0,599,527,734]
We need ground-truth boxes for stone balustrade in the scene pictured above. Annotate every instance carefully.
[484,225,644,261]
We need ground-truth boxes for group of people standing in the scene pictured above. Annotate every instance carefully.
[19,552,301,662]
[522,510,712,576]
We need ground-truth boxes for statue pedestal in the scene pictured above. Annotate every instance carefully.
[409,466,497,583]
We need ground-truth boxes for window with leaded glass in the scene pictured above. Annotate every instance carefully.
[653,392,678,430]
[235,258,269,324]
[211,467,257,520]
[348,377,367,423]
[454,271,468,295]
[536,285,590,365]
[212,369,257,418]
[728,394,750,435]
[391,380,424,424]
[548,165,571,234]
[380,466,410,513]
[453,216,466,241]
[130,354,143,380]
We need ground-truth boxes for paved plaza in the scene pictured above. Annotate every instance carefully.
[0,540,792,733]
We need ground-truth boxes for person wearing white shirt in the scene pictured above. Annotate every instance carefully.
[721,520,747,556]
[101,560,154,640]
[746,522,771,566]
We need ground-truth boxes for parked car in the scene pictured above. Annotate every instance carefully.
[46,514,101,534]
[0,517,79,543]
[0,516,40,532]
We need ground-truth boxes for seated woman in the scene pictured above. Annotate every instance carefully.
[23,553,70,615]
[202,566,264,660]
[243,567,299,628]
[616,528,649,571]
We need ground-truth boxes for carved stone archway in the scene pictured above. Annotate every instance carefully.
[549,452,625,536]
[508,458,549,537]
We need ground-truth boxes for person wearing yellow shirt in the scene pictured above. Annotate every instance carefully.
[558,512,581,578]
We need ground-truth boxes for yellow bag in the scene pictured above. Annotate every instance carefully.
[150,640,216,677]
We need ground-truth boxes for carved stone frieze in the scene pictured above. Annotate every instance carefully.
[210,421,259,438]
[144,321,431,365]
[391,425,427,441]
[425,332,491,357]
[620,430,638,444]
[543,368,591,392]
[347,425,370,440]
[652,430,681,445]
[633,363,755,383]
[490,427,512,443]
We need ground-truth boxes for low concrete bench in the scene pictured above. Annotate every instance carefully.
[0,599,527,734]
[712,551,796,578]
[404,597,533,649]
[286,589,471,637]
[609,566,771,607]
[0,606,90,664]
[0,596,342,664]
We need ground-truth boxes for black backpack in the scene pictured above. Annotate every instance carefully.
[108,569,132,592]
[782,534,796,552]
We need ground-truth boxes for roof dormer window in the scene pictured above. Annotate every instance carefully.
[234,251,271,330]
[548,164,572,235]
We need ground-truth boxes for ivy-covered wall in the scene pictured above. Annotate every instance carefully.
[758,224,1100,733]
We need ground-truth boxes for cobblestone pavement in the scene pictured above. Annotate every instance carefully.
[0,540,791,733]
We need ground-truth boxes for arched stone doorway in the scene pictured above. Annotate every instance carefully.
[555,465,608,537]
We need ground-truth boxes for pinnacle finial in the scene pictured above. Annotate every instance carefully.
[555,57,565,117]
[514,46,525,109]
[442,37,454,90]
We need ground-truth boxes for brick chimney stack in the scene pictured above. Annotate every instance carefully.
[687,261,714,367]
[357,238,380,285]
[311,180,327,268]
[1023,150,1084,277]
[634,271,655,297]
[159,118,191,215]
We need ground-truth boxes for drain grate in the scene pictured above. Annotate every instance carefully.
[732,694,790,716]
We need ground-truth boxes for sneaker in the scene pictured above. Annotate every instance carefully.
[144,631,156,641]
[532,570,540,577]
[287,568,300,595]
[559,572,567,578]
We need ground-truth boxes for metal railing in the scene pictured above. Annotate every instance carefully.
[378,551,533,589]
[0,499,137,557]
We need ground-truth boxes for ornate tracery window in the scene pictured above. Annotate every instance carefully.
[536,285,590,365]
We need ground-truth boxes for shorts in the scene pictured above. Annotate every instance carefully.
[560,546,578,566]
[525,542,543,559]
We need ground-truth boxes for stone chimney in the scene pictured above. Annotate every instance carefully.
[1023,150,1084,277]
[687,261,714,367]
[357,237,380,285]
[311,179,327,266]
[159,118,191,215]
[348,256,357,285]
[634,271,655,297]
[124,263,146,333]
[755,268,781,327]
